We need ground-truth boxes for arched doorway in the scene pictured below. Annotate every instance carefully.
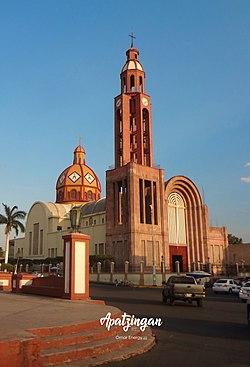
[168,192,188,272]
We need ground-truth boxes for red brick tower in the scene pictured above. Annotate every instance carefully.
[106,41,167,270]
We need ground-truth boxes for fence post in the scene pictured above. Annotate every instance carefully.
[235,262,239,275]
[191,261,196,272]
[161,256,166,283]
[110,261,115,283]
[97,261,101,282]
[124,261,129,281]
[139,261,144,286]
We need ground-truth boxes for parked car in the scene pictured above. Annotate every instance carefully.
[212,279,241,294]
[239,281,250,302]
[162,275,205,307]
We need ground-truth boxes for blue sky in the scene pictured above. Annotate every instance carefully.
[0,0,250,247]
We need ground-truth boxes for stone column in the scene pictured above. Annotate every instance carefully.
[62,233,90,300]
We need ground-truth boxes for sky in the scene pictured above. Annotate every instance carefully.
[0,0,250,247]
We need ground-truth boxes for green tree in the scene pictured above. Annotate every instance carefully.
[0,204,26,264]
[228,233,243,245]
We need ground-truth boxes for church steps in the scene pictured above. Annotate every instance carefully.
[52,329,155,367]
[40,326,119,350]
[40,326,155,366]
[27,312,122,337]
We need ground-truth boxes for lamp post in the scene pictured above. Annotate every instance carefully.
[149,204,156,286]
[70,206,82,232]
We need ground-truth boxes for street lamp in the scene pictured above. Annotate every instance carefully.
[70,206,82,233]
[149,204,156,286]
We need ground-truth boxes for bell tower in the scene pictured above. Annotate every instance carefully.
[114,43,153,168]
[106,41,166,270]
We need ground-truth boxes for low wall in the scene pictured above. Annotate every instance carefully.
[21,275,64,298]
[0,272,12,291]
[12,273,37,293]
[90,272,171,286]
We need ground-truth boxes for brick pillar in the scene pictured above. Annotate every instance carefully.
[62,233,90,300]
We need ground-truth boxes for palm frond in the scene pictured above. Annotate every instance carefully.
[10,206,18,215]
[1,203,26,235]
[0,214,7,225]
[13,210,26,220]
[2,203,11,218]
[13,220,25,234]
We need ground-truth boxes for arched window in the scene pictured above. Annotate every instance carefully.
[123,77,126,92]
[130,75,135,92]
[88,190,93,200]
[71,189,76,200]
[168,193,186,244]
[139,76,143,92]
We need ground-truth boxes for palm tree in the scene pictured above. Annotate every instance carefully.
[0,204,26,264]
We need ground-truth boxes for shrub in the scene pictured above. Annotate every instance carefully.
[1,263,14,272]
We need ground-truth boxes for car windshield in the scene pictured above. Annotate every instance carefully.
[215,280,227,284]
[171,277,195,284]
[243,282,250,287]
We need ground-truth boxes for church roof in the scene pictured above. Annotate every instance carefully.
[80,198,106,216]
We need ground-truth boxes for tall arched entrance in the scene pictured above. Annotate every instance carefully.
[165,176,205,272]
[168,192,188,271]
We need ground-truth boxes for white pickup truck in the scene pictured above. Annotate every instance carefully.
[162,275,206,307]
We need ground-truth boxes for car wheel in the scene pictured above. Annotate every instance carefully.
[162,294,168,303]
[197,299,203,307]
[229,288,233,294]
[169,296,174,306]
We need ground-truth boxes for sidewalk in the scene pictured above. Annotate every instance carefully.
[0,292,155,367]
[0,292,119,340]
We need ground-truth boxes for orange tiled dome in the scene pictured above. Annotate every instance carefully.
[56,146,101,204]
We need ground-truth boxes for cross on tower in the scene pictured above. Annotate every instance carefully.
[128,32,136,47]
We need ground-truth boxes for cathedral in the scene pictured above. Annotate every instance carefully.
[14,42,228,273]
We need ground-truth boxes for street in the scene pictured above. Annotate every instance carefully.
[90,283,250,367]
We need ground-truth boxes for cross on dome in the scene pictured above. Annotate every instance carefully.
[128,32,136,48]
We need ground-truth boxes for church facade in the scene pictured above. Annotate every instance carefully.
[14,42,228,273]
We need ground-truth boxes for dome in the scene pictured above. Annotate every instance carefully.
[56,145,102,204]
[121,47,144,74]
[121,60,144,73]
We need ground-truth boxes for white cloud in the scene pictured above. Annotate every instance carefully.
[241,177,250,183]
[245,162,250,167]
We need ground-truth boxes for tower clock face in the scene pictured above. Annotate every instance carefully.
[116,99,121,108]
[142,97,148,106]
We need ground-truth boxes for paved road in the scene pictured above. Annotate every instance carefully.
[90,284,250,367]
